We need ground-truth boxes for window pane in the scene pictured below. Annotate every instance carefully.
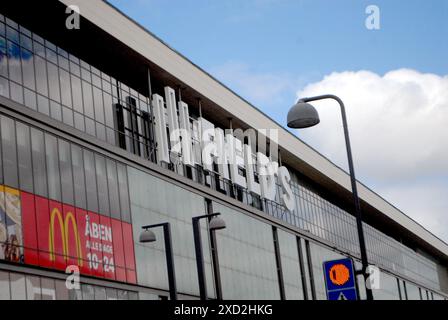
[106,159,120,219]
[59,68,71,107]
[82,80,94,118]
[55,280,69,300]
[71,75,83,113]
[94,286,106,300]
[16,122,33,192]
[93,86,104,123]
[21,48,35,90]
[10,272,26,300]
[7,40,22,84]
[83,149,98,213]
[29,128,47,197]
[47,61,60,102]
[0,36,7,77]
[71,144,86,209]
[35,55,48,96]
[40,278,56,300]
[81,284,94,300]
[59,139,74,205]
[45,133,61,201]
[1,115,18,188]
[0,271,10,300]
[106,288,117,300]
[25,275,41,300]
[95,154,109,216]
[117,163,130,222]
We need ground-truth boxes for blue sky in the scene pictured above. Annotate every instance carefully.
[108,0,448,241]
[108,0,448,134]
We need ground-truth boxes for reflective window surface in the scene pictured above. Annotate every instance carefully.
[0,269,138,300]
[213,202,280,300]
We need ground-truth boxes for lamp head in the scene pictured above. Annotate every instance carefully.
[287,101,320,129]
[209,215,226,231]
[139,229,157,243]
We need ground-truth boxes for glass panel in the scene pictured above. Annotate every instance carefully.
[40,278,56,300]
[47,61,60,102]
[45,133,61,201]
[21,48,35,90]
[83,149,98,213]
[16,122,33,192]
[106,159,120,219]
[1,115,18,188]
[82,80,94,118]
[94,286,106,300]
[106,287,117,300]
[81,284,94,300]
[34,55,48,96]
[7,40,21,84]
[59,68,71,107]
[55,280,69,300]
[10,272,26,300]
[71,144,86,209]
[71,75,83,114]
[0,271,10,300]
[31,128,47,197]
[95,154,109,216]
[58,139,74,205]
[25,275,41,300]
[117,164,130,222]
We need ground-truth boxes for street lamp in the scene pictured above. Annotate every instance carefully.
[192,213,226,300]
[287,94,373,301]
[139,222,177,300]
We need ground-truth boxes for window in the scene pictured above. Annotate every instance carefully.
[30,128,47,197]
[117,163,130,222]
[40,278,56,300]
[106,159,120,219]
[58,139,74,205]
[71,144,86,209]
[16,122,33,192]
[25,275,41,300]
[45,133,61,201]
[34,55,48,96]
[0,271,10,300]
[83,149,98,213]
[1,115,18,188]
[9,273,26,300]
[47,61,60,102]
[95,154,109,216]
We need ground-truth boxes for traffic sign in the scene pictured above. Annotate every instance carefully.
[323,258,358,300]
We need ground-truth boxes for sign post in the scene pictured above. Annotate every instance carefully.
[323,258,358,300]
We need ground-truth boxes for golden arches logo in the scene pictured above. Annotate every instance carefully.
[48,208,83,266]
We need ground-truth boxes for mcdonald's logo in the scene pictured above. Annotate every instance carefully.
[48,208,83,266]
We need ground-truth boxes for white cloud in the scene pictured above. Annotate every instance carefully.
[296,69,448,241]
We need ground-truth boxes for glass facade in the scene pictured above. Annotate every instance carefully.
[0,11,446,300]
[0,269,139,300]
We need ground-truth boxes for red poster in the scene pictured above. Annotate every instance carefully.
[19,191,136,284]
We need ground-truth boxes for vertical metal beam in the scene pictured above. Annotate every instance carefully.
[296,236,309,300]
[305,239,316,300]
[162,223,177,300]
[193,217,207,300]
[206,200,223,300]
[272,226,286,300]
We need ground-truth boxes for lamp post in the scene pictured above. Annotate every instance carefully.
[287,94,373,301]
[139,222,177,300]
[192,213,226,300]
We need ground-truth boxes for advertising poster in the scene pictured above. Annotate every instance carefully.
[0,185,136,284]
[0,185,23,263]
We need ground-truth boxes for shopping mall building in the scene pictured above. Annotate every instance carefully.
[0,0,446,300]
